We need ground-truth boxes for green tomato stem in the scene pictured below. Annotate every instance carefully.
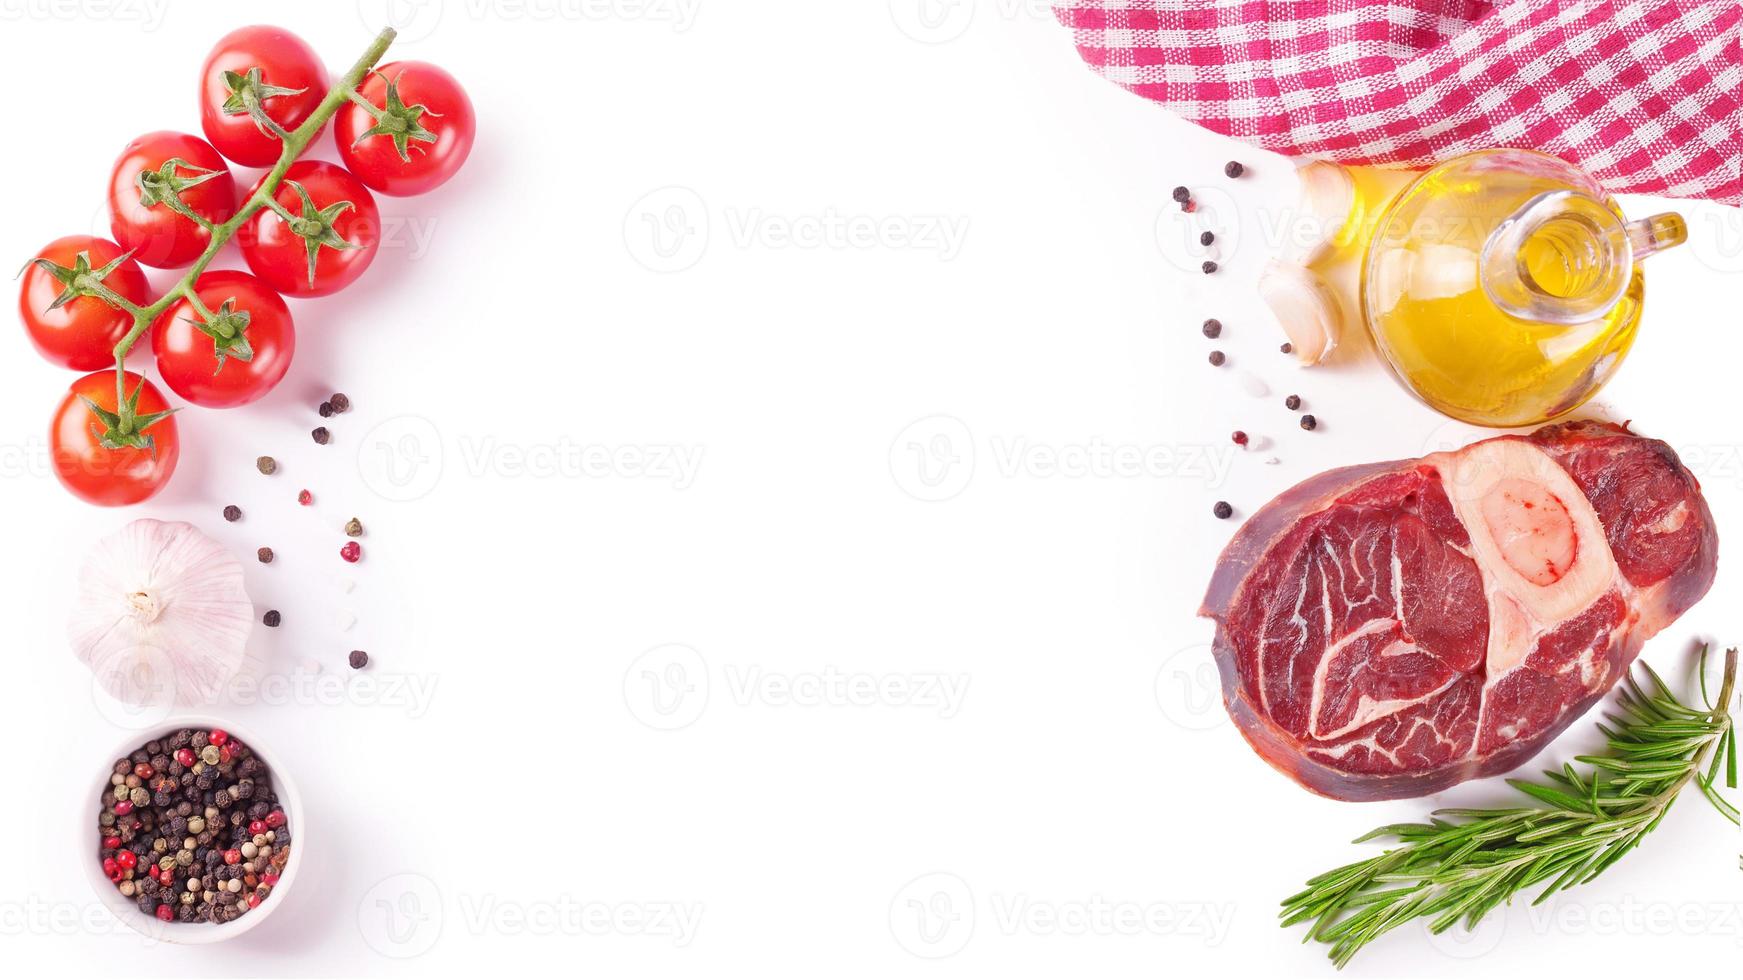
[105,26,399,406]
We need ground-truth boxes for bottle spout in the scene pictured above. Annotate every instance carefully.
[1623,211,1687,262]
[1481,190,1675,326]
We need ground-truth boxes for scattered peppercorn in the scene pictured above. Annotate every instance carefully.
[1170,185,1190,203]
[1199,230,1215,246]
[1232,430,1248,447]
[222,505,241,522]
[297,489,312,506]
[1201,260,1218,275]
[328,393,350,413]
[1224,160,1245,178]
[1201,318,1222,339]
[262,610,281,628]
[255,456,276,475]
[348,650,369,670]
[1213,501,1234,519]
[257,547,274,564]
[339,541,361,563]
[344,517,363,537]
[1208,350,1226,367]
[1300,414,1318,431]
[1285,394,1302,411]
[311,427,330,445]
[1280,342,1293,355]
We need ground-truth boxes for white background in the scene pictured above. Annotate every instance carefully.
[0,1,1738,977]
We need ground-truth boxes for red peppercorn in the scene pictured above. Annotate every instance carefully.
[248,893,262,909]
[298,489,312,506]
[133,762,154,779]
[103,835,121,849]
[249,820,268,836]
[218,745,233,764]
[114,801,133,816]
[209,729,228,746]
[225,849,242,865]
[262,871,280,885]
[1232,430,1248,447]
[174,748,195,767]
[156,904,174,922]
[117,850,138,870]
[102,857,118,876]
[265,810,287,829]
[340,541,361,563]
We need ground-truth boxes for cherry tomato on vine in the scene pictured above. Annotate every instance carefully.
[198,25,328,168]
[18,236,151,371]
[238,160,380,297]
[108,131,237,268]
[336,61,475,197]
[151,271,295,409]
[51,371,180,507]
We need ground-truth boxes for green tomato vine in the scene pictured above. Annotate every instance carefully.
[44,26,399,451]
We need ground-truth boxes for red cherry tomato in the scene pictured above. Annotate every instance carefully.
[198,25,328,167]
[108,131,237,268]
[152,271,295,408]
[18,236,151,371]
[336,61,475,197]
[51,371,180,506]
[238,161,380,297]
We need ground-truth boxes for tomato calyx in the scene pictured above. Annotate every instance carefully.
[184,296,256,370]
[220,66,308,138]
[135,157,225,228]
[265,180,363,287]
[81,377,176,454]
[346,70,440,162]
[25,248,140,314]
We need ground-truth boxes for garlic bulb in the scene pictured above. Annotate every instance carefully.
[69,520,253,707]
[1259,259,1344,365]
[1285,160,1357,266]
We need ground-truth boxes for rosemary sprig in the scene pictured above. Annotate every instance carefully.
[1281,646,1738,968]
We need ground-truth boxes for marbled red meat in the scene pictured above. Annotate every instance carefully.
[1200,422,1716,800]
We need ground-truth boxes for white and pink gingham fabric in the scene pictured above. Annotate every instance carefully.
[1053,1,1741,204]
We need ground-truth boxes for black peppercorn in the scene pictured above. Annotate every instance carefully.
[1224,160,1245,178]
[1201,318,1221,339]
[1280,342,1294,355]
[1213,501,1234,519]
[257,547,274,564]
[311,427,330,445]
[329,393,350,413]
[1285,394,1302,411]
[318,402,333,418]
[1170,185,1190,203]
[222,505,241,522]
[1201,260,1218,275]
[1208,350,1226,367]
[262,610,281,628]
[1300,414,1318,431]
[1199,230,1215,246]
[348,650,369,670]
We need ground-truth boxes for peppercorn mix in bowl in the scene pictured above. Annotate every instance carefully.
[84,718,304,943]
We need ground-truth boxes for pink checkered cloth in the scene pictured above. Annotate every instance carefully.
[1053,1,1742,204]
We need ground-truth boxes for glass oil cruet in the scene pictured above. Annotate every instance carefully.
[1357,149,1686,428]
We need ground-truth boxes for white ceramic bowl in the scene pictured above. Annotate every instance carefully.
[83,716,305,944]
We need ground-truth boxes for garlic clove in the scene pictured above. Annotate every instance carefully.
[1259,259,1344,365]
[1285,160,1356,266]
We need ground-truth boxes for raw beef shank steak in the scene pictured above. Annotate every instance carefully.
[1200,422,1716,800]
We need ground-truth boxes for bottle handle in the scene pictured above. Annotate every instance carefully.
[1624,211,1688,262]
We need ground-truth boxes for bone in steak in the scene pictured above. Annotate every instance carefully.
[1200,421,1716,800]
